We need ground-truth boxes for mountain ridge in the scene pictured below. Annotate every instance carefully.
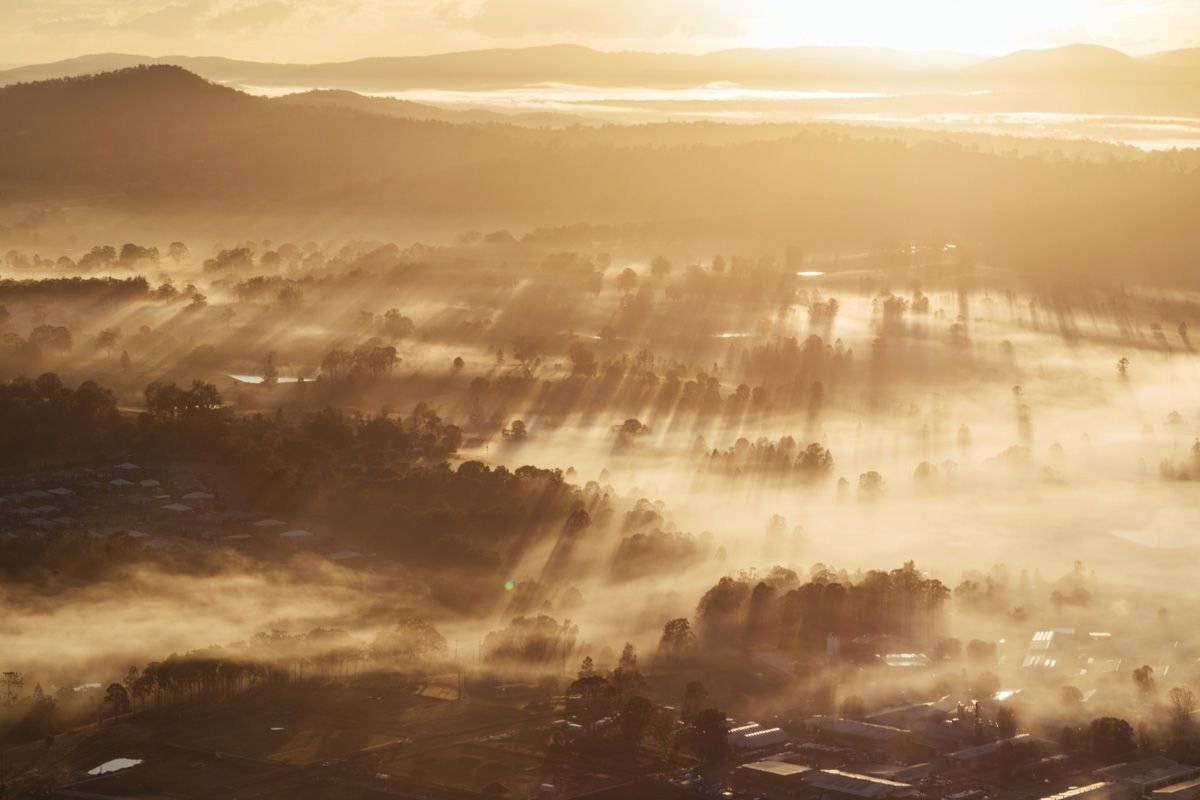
[1,43,1194,94]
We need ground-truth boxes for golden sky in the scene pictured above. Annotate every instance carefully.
[1,0,1197,66]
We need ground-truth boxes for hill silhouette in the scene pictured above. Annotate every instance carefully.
[273,88,591,128]
[0,66,535,201]
[0,65,1197,283]
[0,43,1196,113]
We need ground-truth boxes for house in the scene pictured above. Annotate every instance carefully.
[1042,783,1129,800]
[742,727,789,749]
[733,760,811,797]
[807,716,912,752]
[728,722,764,746]
[280,529,314,540]
[945,734,1042,772]
[882,653,931,668]
[803,769,921,799]
[1097,758,1200,793]
[1023,629,1078,669]
[1152,778,1200,800]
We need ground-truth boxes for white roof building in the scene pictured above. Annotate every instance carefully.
[280,529,314,539]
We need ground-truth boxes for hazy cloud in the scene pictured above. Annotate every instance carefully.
[126,0,214,35]
[209,1,295,32]
[437,0,745,39]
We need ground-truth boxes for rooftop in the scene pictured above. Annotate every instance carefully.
[1152,778,1200,796]
[805,769,914,798]
[950,733,1035,760]
[1043,782,1126,800]
[738,760,811,778]
[810,716,910,741]
[1099,758,1200,788]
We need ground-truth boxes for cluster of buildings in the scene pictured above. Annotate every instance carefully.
[678,624,1200,800]
[0,461,365,563]
[728,747,1200,800]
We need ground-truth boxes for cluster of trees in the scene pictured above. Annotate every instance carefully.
[659,562,951,656]
[483,615,578,665]
[703,437,834,481]
[0,622,451,745]
[319,345,400,382]
[0,374,125,468]
[0,276,150,303]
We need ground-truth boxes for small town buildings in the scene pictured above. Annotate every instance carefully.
[1097,758,1200,793]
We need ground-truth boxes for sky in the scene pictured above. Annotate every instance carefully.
[1,0,1198,67]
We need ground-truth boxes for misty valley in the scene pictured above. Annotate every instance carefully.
[0,38,1199,800]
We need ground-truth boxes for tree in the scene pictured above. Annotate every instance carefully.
[612,643,647,699]
[658,618,696,657]
[167,241,189,262]
[29,324,72,352]
[578,656,596,680]
[94,328,120,355]
[567,343,597,377]
[617,267,638,293]
[648,706,678,754]
[119,350,131,371]
[1168,687,1196,742]
[1117,357,1130,378]
[681,681,708,723]
[966,639,997,666]
[105,683,131,717]
[381,308,415,338]
[1133,665,1156,695]
[997,706,1017,737]
[841,695,866,718]
[974,671,1002,699]
[858,470,885,496]
[503,420,528,442]
[263,351,279,387]
[512,337,540,372]
[650,256,672,278]
[691,708,729,765]
[614,418,649,437]
[934,637,963,662]
[617,643,638,673]
[118,243,159,267]
[1061,686,1084,707]
[1090,717,1135,760]
[371,618,448,664]
[566,674,615,726]
[3,671,23,705]
[620,695,653,747]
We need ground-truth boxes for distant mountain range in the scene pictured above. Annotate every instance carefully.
[1,64,1197,281]
[1,43,1197,96]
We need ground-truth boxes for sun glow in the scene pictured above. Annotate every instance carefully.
[744,0,1098,54]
